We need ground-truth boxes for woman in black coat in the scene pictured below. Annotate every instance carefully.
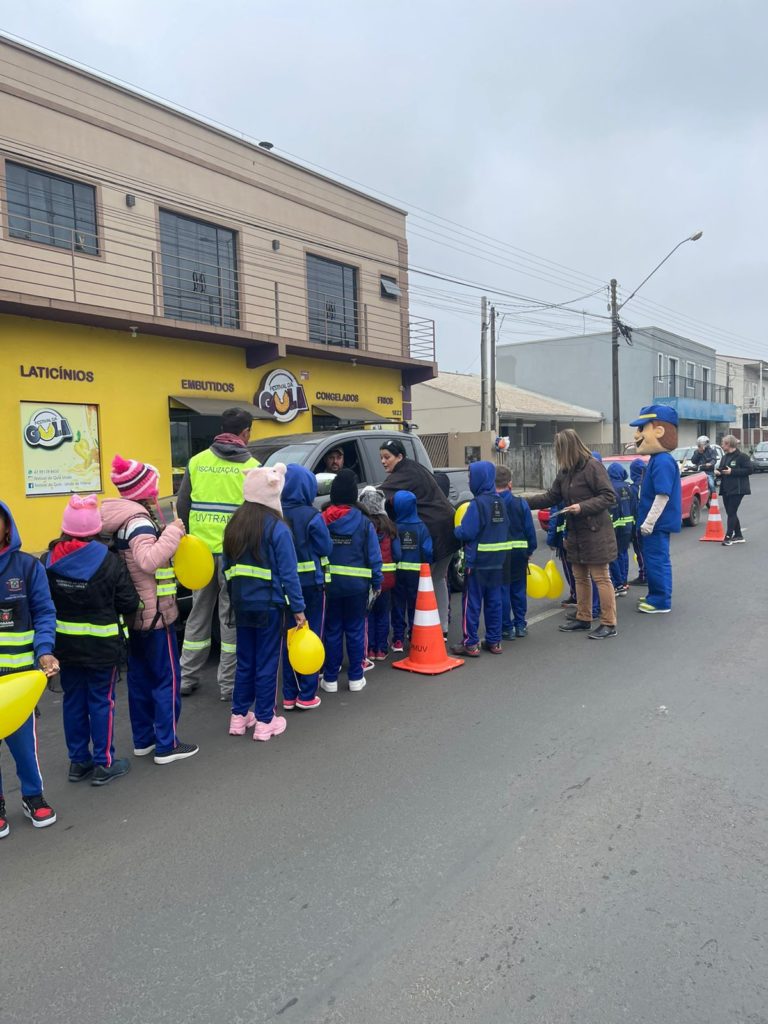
[715,435,752,545]
[378,439,458,635]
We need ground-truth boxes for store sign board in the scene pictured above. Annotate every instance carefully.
[255,370,309,424]
[20,402,102,496]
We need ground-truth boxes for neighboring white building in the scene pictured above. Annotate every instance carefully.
[715,356,768,446]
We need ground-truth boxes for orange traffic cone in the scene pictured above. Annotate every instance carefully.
[699,491,725,542]
[392,564,464,675]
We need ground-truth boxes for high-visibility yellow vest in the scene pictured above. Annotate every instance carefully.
[188,449,259,554]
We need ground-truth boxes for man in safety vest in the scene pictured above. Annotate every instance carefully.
[176,408,259,699]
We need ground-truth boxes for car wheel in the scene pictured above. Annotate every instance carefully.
[685,494,701,527]
[448,549,465,592]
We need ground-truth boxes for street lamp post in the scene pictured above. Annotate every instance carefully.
[610,231,703,452]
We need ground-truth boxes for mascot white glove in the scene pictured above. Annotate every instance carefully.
[640,494,669,536]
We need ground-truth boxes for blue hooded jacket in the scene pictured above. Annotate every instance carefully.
[607,463,633,552]
[223,514,306,621]
[455,461,510,571]
[323,506,383,596]
[281,465,333,588]
[0,500,56,675]
[498,490,537,579]
[392,491,433,569]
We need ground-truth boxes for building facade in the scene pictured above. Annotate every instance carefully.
[0,39,435,549]
[715,356,768,447]
[495,327,735,447]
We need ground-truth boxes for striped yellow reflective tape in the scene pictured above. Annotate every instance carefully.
[0,630,35,646]
[327,565,372,578]
[0,651,35,669]
[224,564,272,581]
[56,620,120,638]
[614,517,634,527]
[182,638,211,651]
[297,560,317,573]
[397,561,422,571]
[155,566,178,597]
[382,562,397,572]
[477,541,514,552]
[220,641,237,654]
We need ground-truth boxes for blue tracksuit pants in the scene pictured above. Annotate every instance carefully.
[60,665,118,767]
[462,571,502,646]
[501,577,528,631]
[632,533,646,582]
[282,588,324,702]
[127,627,181,755]
[234,610,283,723]
[609,550,629,588]
[367,590,392,653]
[323,592,368,683]
[0,714,44,798]
[641,531,673,610]
[392,571,419,642]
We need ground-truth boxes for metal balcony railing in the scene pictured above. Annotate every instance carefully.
[653,374,732,405]
[408,316,436,362]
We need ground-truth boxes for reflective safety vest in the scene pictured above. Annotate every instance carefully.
[155,567,178,598]
[0,628,35,672]
[188,449,259,554]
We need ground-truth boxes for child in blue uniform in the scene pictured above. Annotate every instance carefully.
[280,465,332,711]
[223,464,305,741]
[452,461,510,657]
[628,459,647,587]
[606,463,634,596]
[496,465,537,639]
[0,500,59,836]
[320,470,383,693]
[391,490,432,652]
[44,494,139,785]
[358,487,400,662]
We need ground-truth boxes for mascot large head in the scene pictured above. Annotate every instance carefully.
[629,404,679,454]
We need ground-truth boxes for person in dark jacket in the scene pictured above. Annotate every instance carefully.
[495,465,537,639]
[715,435,752,545]
[628,458,647,587]
[453,461,510,656]
[690,436,717,496]
[391,490,433,651]
[44,494,140,786]
[379,440,458,637]
[280,465,333,711]
[0,500,59,836]
[223,464,306,741]
[320,470,383,694]
[606,463,633,595]
[527,430,618,639]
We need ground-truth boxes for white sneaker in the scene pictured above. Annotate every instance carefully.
[320,677,338,694]
[362,658,375,672]
[348,676,367,692]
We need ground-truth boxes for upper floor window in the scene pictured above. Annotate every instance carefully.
[380,275,402,300]
[306,254,358,347]
[657,352,664,378]
[159,210,239,328]
[5,161,98,255]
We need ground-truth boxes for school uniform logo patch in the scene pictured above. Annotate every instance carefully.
[6,577,23,592]
[0,607,14,627]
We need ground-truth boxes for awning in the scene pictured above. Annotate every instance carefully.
[170,396,272,419]
[313,404,389,423]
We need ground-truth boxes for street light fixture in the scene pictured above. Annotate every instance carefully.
[610,231,703,451]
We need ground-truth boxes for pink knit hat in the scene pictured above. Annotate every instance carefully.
[62,493,102,538]
[110,454,159,501]
[243,463,286,512]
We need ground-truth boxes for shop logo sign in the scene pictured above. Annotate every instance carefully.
[23,408,74,450]
[256,370,308,424]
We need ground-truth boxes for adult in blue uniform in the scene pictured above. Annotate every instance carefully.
[629,404,682,614]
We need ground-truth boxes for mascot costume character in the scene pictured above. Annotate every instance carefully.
[628,404,682,614]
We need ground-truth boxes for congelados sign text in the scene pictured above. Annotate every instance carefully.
[315,391,359,402]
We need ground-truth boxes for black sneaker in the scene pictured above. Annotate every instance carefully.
[721,537,733,546]
[501,629,516,641]
[21,795,57,828]
[91,759,131,786]
[628,577,645,587]
[68,760,94,782]
[451,642,480,657]
[154,741,199,765]
[515,626,528,638]
[0,799,8,839]
[559,619,591,632]
[731,536,746,544]
[589,625,618,639]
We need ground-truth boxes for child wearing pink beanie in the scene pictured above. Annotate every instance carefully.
[222,465,306,741]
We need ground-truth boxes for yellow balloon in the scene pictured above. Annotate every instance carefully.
[544,559,564,600]
[526,563,550,600]
[174,535,215,590]
[454,502,470,528]
[287,627,325,676]
[0,670,47,740]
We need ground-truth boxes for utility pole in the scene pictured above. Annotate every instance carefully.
[610,278,620,452]
[489,304,497,435]
[480,295,488,431]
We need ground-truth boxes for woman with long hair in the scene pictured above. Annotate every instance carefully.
[527,430,618,639]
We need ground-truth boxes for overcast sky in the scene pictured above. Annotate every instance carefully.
[3,1,766,372]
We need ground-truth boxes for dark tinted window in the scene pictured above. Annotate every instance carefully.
[6,161,98,255]
[160,210,239,328]
[306,254,358,347]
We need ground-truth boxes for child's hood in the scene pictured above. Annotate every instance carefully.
[326,506,363,535]
[469,461,497,497]
[392,490,419,522]
[282,464,318,508]
[43,540,109,579]
[629,459,646,482]
[607,462,629,484]
[0,499,21,573]
[100,497,151,534]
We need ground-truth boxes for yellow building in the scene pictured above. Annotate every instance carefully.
[0,39,435,550]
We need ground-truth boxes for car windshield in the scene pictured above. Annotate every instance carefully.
[670,446,692,461]
[755,442,768,452]
[261,443,315,467]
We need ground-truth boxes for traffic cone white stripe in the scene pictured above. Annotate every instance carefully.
[417,575,435,593]
[413,608,441,628]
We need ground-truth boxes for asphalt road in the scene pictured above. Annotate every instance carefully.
[3,478,767,1024]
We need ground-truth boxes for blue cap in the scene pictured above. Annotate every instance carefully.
[629,403,679,428]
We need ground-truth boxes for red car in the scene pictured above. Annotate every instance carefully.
[535,455,709,530]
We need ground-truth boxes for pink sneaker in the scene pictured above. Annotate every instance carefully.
[229,712,257,736]
[283,698,297,711]
[374,651,388,661]
[253,716,287,742]
[296,696,321,710]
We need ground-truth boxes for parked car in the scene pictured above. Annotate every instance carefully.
[750,440,768,472]
[602,455,709,527]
